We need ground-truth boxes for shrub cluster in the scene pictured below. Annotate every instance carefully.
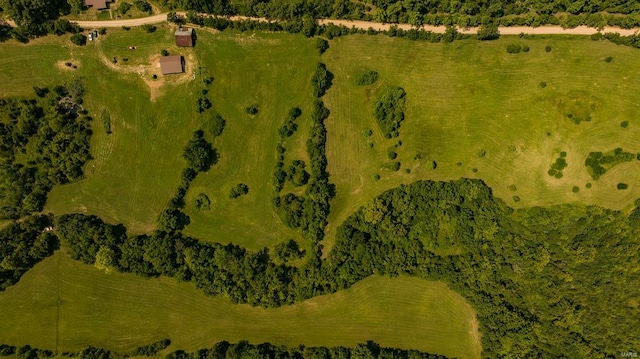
[278,107,302,138]
[585,148,636,180]
[311,63,333,98]
[194,193,211,211]
[547,151,567,178]
[355,69,379,86]
[374,86,407,138]
[229,183,249,198]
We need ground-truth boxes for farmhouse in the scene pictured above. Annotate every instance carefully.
[83,0,113,9]
[159,55,185,75]
[174,28,195,47]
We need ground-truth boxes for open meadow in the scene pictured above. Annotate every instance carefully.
[321,34,640,252]
[0,251,480,359]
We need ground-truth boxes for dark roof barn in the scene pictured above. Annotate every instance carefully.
[159,55,185,75]
[83,0,113,9]
[174,27,195,47]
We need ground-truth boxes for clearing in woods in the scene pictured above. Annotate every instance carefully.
[0,251,481,359]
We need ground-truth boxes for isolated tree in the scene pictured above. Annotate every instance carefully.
[183,131,217,172]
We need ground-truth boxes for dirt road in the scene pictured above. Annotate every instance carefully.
[72,13,174,28]
[318,19,640,36]
[71,13,640,36]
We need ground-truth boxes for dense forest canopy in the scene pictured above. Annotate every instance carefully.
[158,0,640,27]
[0,84,92,219]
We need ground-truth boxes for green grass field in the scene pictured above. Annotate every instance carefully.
[12,27,322,250]
[181,31,319,250]
[0,251,480,359]
[321,34,640,253]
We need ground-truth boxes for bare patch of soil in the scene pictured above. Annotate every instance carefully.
[56,60,81,71]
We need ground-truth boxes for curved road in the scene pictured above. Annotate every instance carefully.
[72,13,640,36]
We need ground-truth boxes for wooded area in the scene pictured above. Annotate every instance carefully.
[52,177,640,357]
[0,85,93,219]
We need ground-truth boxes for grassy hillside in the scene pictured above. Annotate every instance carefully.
[182,31,319,250]
[322,34,640,252]
[0,27,315,249]
[0,251,480,359]
[5,30,640,248]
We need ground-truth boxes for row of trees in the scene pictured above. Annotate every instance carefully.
[160,0,640,26]
[1,341,447,359]
[162,74,222,230]
[272,65,335,247]
[0,339,171,359]
[0,84,93,219]
[166,340,449,359]
[177,13,471,49]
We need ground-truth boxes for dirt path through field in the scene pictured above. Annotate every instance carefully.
[69,12,640,35]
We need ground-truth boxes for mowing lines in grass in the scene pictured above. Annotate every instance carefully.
[0,252,480,359]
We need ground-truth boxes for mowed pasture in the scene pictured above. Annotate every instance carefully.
[322,35,640,253]
[0,27,317,248]
[182,31,319,250]
[0,251,480,359]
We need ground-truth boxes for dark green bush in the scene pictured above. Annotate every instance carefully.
[70,33,86,46]
[506,44,521,53]
[316,38,329,54]
[194,193,210,211]
[230,183,249,198]
[245,103,259,115]
[355,69,379,86]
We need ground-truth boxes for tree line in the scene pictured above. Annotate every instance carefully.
[0,339,171,359]
[160,0,640,28]
[54,177,640,357]
[272,62,335,249]
[1,340,448,359]
[0,0,81,42]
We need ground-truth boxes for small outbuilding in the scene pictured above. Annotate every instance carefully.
[159,55,185,75]
[174,27,195,47]
[83,0,113,10]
